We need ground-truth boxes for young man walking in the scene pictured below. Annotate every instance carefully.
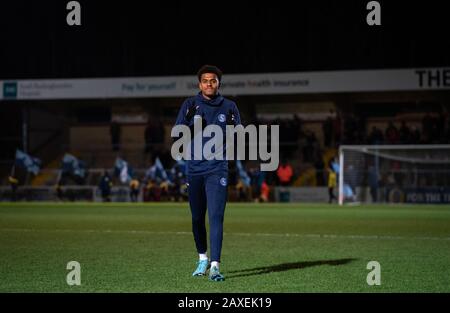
[174,65,241,282]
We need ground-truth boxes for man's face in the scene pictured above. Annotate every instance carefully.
[199,73,219,98]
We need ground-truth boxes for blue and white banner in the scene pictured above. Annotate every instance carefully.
[61,153,86,178]
[15,149,41,175]
[114,158,133,184]
[146,157,170,183]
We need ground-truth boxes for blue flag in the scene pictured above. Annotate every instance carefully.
[15,149,41,175]
[114,157,133,184]
[236,160,251,187]
[146,157,170,183]
[61,153,86,178]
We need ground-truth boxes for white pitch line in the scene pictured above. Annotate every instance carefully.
[1,228,450,241]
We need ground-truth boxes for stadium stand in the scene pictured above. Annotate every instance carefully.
[1,93,449,203]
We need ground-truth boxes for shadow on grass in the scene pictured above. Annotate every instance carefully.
[226,258,357,279]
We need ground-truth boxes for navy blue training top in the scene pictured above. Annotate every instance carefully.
[174,92,241,176]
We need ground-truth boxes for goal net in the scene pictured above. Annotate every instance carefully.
[338,145,450,205]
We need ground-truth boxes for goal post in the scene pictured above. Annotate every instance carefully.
[338,145,450,205]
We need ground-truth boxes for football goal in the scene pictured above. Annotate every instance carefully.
[338,145,450,205]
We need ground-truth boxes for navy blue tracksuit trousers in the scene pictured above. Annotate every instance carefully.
[187,170,228,262]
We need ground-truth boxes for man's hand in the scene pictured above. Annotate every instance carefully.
[226,109,236,125]
[186,103,199,121]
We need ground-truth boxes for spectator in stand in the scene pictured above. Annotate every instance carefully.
[8,175,19,202]
[368,126,384,145]
[276,159,293,186]
[422,112,434,141]
[129,177,140,202]
[249,166,264,202]
[144,179,161,202]
[385,121,400,144]
[55,177,64,201]
[327,158,338,203]
[410,126,421,144]
[235,179,251,202]
[430,123,440,144]
[399,121,411,144]
[259,180,270,202]
[99,170,113,202]
[159,180,170,201]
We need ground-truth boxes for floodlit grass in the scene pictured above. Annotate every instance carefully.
[1,202,450,292]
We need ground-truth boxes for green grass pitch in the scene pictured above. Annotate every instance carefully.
[1,202,450,292]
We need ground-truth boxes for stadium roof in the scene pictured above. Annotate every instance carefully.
[1,1,449,79]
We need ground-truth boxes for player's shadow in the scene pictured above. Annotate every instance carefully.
[226,258,357,279]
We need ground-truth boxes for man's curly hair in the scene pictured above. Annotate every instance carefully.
[197,65,223,82]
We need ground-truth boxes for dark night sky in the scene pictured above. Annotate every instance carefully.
[1,0,449,79]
